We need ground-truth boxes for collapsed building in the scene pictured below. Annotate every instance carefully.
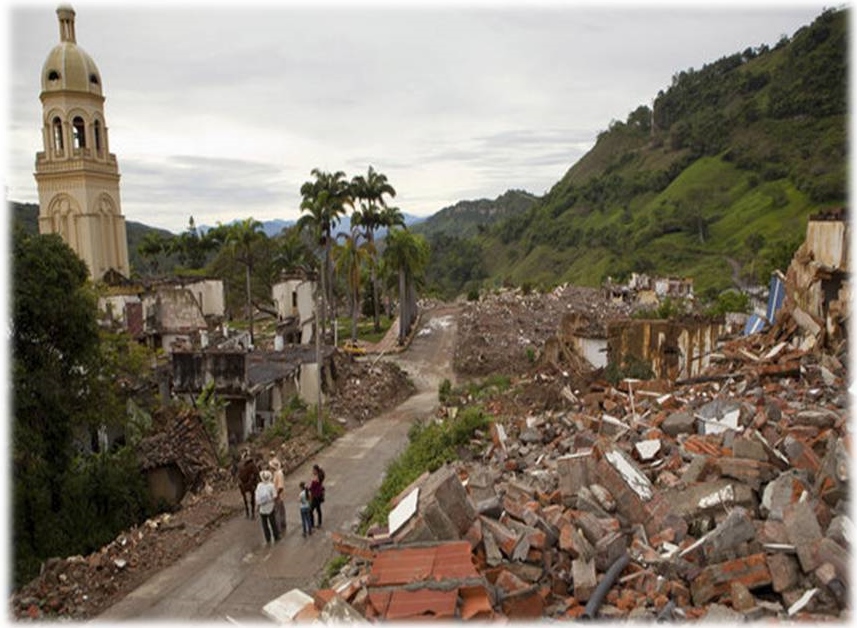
[268,211,849,622]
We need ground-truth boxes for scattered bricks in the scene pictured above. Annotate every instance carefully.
[559,523,594,560]
[570,511,608,546]
[783,500,823,573]
[501,516,547,551]
[463,517,483,551]
[479,516,521,559]
[533,515,560,548]
[506,561,544,584]
[556,449,594,505]
[495,568,530,595]
[712,457,778,492]
[662,410,696,436]
[758,520,791,545]
[815,538,848,587]
[572,558,597,602]
[691,553,772,606]
[500,585,546,619]
[729,580,756,611]
[331,532,376,561]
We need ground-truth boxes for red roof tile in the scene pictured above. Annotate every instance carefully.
[370,541,477,586]
[385,588,458,620]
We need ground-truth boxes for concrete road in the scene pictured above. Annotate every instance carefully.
[95,305,459,623]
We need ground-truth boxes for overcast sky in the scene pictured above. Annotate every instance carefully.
[5,1,830,234]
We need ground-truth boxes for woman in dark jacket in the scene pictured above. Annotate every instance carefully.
[308,464,325,528]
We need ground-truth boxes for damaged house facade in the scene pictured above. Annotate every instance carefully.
[171,345,335,449]
[272,272,316,346]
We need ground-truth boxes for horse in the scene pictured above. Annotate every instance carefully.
[237,454,260,519]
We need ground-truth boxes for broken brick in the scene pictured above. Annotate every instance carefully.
[691,553,772,605]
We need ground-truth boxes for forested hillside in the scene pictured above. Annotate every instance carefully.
[433,8,846,301]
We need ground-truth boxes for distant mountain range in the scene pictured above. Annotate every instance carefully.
[199,213,426,238]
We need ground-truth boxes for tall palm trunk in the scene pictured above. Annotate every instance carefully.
[245,262,254,347]
[398,267,407,345]
[368,230,381,333]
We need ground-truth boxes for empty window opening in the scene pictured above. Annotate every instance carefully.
[292,291,298,308]
[52,117,64,151]
[48,70,60,81]
[89,73,99,85]
[72,116,86,149]
[94,120,102,152]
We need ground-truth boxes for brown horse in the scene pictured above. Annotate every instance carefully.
[237,453,260,519]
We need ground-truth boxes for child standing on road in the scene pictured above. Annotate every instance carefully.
[299,481,313,537]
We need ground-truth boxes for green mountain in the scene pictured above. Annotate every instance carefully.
[411,189,538,239]
[432,8,847,302]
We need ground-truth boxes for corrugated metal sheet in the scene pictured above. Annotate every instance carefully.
[766,272,786,324]
[743,314,767,336]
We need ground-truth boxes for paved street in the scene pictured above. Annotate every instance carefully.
[95,306,458,623]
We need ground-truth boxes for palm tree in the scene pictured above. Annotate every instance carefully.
[333,227,375,342]
[211,218,265,346]
[298,169,353,341]
[350,166,396,333]
[382,227,430,344]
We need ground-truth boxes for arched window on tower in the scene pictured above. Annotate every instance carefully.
[93,120,102,154]
[72,116,86,150]
[52,117,64,152]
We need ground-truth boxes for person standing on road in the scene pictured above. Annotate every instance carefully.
[299,481,313,537]
[269,458,286,535]
[309,464,325,528]
[255,470,280,545]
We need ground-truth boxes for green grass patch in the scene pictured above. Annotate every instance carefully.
[358,407,491,532]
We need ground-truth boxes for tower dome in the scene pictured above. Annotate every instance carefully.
[40,5,102,96]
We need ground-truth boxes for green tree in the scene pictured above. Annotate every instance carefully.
[137,231,170,275]
[298,169,353,340]
[383,228,430,344]
[351,166,397,333]
[169,216,217,270]
[208,218,266,346]
[333,227,375,342]
[12,229,152,586]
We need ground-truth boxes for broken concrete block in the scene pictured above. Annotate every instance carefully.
[691,553,772,605]
[783,500,824,573]
[825,515,852,549]
[695,506,757,561]
[556,449,594,504]
[680,455,709,484]
[480,516,521,559]
[505,561,544,584]
[594,531,628,572]
[762,470,813,521]
[729,580,756,611]
[575,486,612,518]
[695,399,745,435]
[482,524,503,567]
[731,437,768,461]
[634,438,662,461]
[665,480,757,524]
[662,410,696,436]
[781,435,822,479]
[262,588,316,624]
[572,558,597,602]
[589,483,616,513]
[320,595,370,624]
[766,552,801,593]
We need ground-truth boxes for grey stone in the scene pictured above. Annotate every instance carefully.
[662,411,696,436]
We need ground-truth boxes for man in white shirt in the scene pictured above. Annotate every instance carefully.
[255,470,280,544]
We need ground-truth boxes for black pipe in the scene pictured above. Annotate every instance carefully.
[581,552,631,620]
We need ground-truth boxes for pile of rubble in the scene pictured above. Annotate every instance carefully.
[327,351,416,427]
[453,285,635,378]
[278,305,849,621]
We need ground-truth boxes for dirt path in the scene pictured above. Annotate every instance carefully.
[94,305,460,623]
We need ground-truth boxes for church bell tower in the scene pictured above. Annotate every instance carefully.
[34,4,130,280]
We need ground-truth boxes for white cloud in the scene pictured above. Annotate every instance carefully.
[6,2,828,233]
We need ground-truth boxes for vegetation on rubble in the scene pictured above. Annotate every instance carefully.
[604,353,656,386]
[359,406,491,532]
